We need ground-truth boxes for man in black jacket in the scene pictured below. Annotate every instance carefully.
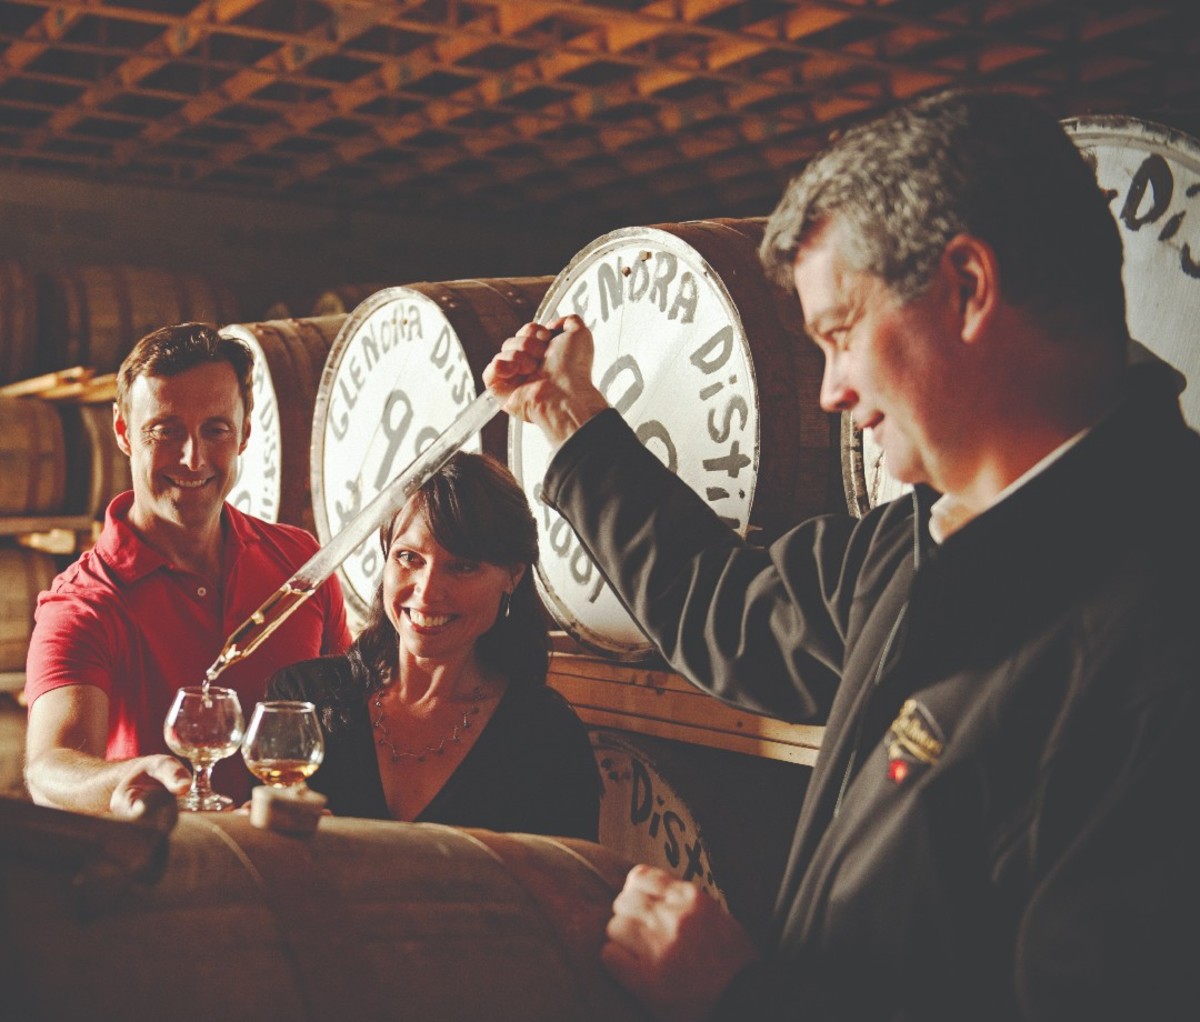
[485,89,1197,1020]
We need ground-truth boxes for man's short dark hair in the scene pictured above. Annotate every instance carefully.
[116,322,255,421]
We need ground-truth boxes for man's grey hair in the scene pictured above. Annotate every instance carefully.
[760,88,1127,346]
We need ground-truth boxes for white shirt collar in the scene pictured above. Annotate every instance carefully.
[928,426,1092,544]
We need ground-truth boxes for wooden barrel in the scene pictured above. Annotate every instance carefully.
[590,728,809,948]
[0,702,27,796]
[508,219,842,660]
[0,260,39,386]
[591,729,727,909]
[59,402,133,519]
[0,802,649,1022]
[841,414,911,518]
[311,282,391,317]
[0,398,66,515]
[1065,116,1200,429]
[310,278,551,623]
[846,116,1200,518]
[0,548,57,671]
[35,265,241,374]
[221,317,346,533]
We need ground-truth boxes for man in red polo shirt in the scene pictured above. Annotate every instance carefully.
[24,322,351,817]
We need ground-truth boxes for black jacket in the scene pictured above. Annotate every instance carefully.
[542,363,1199,1020]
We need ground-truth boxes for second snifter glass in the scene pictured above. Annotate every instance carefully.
[241,700,325,792]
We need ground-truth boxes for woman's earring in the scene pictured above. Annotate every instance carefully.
[500,591,512,620]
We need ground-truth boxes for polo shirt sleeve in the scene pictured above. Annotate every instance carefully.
[25,585,121,706]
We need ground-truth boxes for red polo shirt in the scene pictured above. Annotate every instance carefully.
[25,491,352,805]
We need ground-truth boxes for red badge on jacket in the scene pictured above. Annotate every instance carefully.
[885,698,945,784]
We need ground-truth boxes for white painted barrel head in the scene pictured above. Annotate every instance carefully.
[311,288,485,621]
[223,317,344,532]
[510,225,769,661]
[221,323,285,524]
[591,730,727,911]
[1065,116,1200,429]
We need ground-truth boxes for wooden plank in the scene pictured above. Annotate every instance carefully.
[574,706,818,767]
[547,651,824,766]
[550,670,823,746]
[56,373,118,404]
[0,367,92,398]
[0,516,96,538]
[0,370,116,403]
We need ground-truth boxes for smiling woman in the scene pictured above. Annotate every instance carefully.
[266,451,601,840]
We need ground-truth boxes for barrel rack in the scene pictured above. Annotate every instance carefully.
[0,368,117,695]
[547,640,823,768]
[0,366,116,557]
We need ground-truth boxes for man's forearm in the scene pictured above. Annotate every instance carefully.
[25,748,129,814]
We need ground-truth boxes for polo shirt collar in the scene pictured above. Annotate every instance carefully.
[95,491,256,583]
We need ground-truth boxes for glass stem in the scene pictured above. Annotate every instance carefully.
[192,762,214,802]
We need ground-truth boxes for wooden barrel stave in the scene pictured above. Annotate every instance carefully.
[656,219,843,535]
[58,402,132,519]
[0,260,39,385]
[36,265,241,375]
[0,398,66,515]
[0,548,58,671]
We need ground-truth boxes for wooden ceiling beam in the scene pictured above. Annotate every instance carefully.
[25,0,263,147]
[0,1,90,86]
[0,0,1191,226]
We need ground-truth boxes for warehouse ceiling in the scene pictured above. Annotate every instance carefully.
[0,0,1197,230]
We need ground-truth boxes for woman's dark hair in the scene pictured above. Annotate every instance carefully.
[348,450,548,696]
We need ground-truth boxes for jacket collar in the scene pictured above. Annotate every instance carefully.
[904,361,1196,668]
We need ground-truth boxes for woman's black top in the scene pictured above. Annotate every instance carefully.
[267,654,600,841]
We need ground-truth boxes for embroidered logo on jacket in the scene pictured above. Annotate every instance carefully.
[886,698,945,784]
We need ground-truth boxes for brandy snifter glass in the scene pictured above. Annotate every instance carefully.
[163,686,245,811]
[241,700,325,792]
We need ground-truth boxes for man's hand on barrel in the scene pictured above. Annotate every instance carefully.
[108,754,191,821]
[484,315,610,447]
[601,864,760,1022]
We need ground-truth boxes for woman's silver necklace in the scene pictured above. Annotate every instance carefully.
[372,684,486,763]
